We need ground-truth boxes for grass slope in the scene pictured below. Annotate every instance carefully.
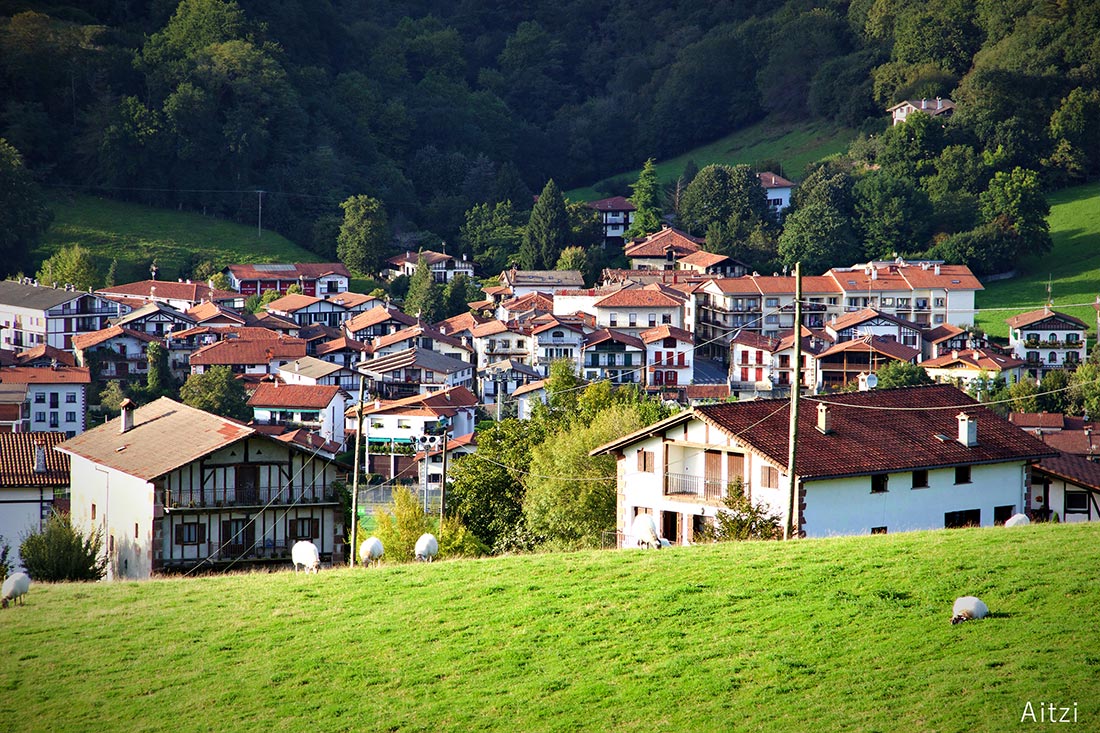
[977,181,1100,339]
[2,522,1096,732]
[567,118,856,202]
[34,194,321,283]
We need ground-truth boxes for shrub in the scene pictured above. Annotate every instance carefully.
[696,478,783,542]
[0,535,12,581]
[20,513,107,581]
[373,486,432,563]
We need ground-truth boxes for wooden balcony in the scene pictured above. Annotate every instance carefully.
[663,472,728,501]
[164,485,340,511]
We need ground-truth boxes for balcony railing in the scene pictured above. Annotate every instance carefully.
[663,472,729,501]
[165,485,338,510]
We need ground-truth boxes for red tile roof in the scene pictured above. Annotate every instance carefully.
[189,337,307,365]
[500,292,554,313]
[353,385,478,417]
[247,382,342,409]
[757,171,794,188]
[818,335,920,362]
[593,289,682,309]
[387,250,452,267]
[1032,452,1100,492]
[583,329,645,350]
[731,331,781,351]
[225,263,351,281]
[433,312,489,336]
[0,432,70,487]
[827,308,920,333]
[693,385,1055,479]
[1008,412,1067,430]
[1005,308,1089,330]
[371,325,469,352]
[920,348,1025,372]
[512,379,547,397]
[0,366,91,384]
[640,325,694,344]
[314,336,366,356]
[72,325,158,351]
[264,294,322,312]
[98,280,239,303]
[683,384,731,400]
[925,323,966,343]
[15,345,76,367]
[586,196,636,212]
[345,305,419,333]
[243,311,300,331]
[186,301,246,324]
[678,250,731,268]
[623,227,703,258]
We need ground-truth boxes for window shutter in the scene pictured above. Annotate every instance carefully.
[197,524,206,544]
[637,450,645,471]
[286,517,293,540]
[174,524,183,545]
[311,519,320,540]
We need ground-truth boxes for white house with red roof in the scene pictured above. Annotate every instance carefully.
[348,386,478,447]
[757,171,795,213]
[343,304,419,342]
[248,382,346,446]
[470,320,532,368]
[109,301,197,337]
[585,196,636,246]
[640,325,693,388]
[415,432,477,495]
[592,385,1054,545]
[385,249,475,283]
[582,329,645,385]
[676,250,748,278]
[185,301,248,329]
[499,269,585,297]
[531,315,589,376]
[14,344,76,368]
[593,287,685,337]
[0,279,129,352]
[729,327,832,394]
[824,308,923,350]
[1,366,91,436]
[58,397,346,579]
[815,336,921,390]
[368,324,473,364]
[623,227,703,270]
[72,326,160,383]
[0,432,70,569]
[888,97,956,126]
[263,291,376,328]
[357,347,475,399]
[223,263,351,297]
[1006,307,1089,379]
[920,348,1026,389]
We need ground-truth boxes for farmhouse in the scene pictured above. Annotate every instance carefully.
[592,385,1054,544]
[0,432,69,570]
[385,250,475,283]
[56,398,345,579]
[1006,307,1088,379]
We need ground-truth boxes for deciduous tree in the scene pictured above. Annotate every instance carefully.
[180,365,251,421]
[337,195,390,277]
[36,244,99,291]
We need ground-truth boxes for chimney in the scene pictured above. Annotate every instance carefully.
[34,441,47,474]
[957,412,977,447]
[816,403,832,434]
[871,267,878,281]
[921,98,927,109]
[120,398,135,434]
[936,97,942,110]
[934,264,941,276]
[952,349,959,360]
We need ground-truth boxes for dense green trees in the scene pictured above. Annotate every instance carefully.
[180,366,251,421]
[337,195,390,277]
[520,179,569,270]
[404,254,444,322]
[0,138,51,278]
[36,244,99,290]
[626,158,662,238]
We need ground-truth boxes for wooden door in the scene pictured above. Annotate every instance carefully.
[704,451,723,500]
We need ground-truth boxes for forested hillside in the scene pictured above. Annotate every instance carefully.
[2,0,1099,281]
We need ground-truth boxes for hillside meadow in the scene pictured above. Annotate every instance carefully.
[34,194,321,284]
[566,118,856,201]
[976,181,1100,340]
[1,522,1096,732]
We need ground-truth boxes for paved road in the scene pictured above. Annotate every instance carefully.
[693,357,728,384]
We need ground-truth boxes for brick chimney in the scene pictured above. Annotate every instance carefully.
[120,398,135,434]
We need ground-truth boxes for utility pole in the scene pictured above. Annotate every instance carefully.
[349,374,365,566]
[439,423,449,526]
[257,190,264,238]
[784,262,802,541]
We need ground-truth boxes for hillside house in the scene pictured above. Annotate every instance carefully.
[248,382,346,446]
[530,316,587,376]
[188,336,308,377]
[264,292,376,328]
[815,336,920,390]
[623,227,703,270]
[514,379,548,420]
[0,279,129,352]
[479,359,541,414]
[1028,453,1100,523]
[582,329,645,385]
[343,304,419,342]
[186,301,248,329]
[591,385,1054,545]
[1006,308,1088,379]
[279,356,351,388]
[470,320,532,368]
[357,347,474,399]
[349,386,478,448]
[224,263,351,297]
[920,349,1026,389]
[0,432,69,570]
[415,432,477,495]
[585,196,636,247]
[888,97,956,126]
[593,287,685,337]
[640,325,693,388]
[368,325,473,364]
[385,250,475,283]
[72,326,160,383]
[825,308,923,350]
[676,250,749,278]
[57,398,346,579]
[0,366,91,436]
[14,345,75,368]
[109,302,196,337]
[499,269,584,297]
[758,171,795,213]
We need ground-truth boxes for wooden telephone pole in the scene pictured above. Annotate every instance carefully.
[784,262,802,541]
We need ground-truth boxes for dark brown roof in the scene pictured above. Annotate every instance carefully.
[583,328,645,350]
[0,432,70,487]
[683,385,731,400]
[817,336,920,362]
[1032,452,1100,492]
[586,196,636,212]
[696,385,1055,479]
[623,227,703,258]
[1008,412,1067,430]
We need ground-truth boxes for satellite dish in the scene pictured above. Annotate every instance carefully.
[865,373,878,389]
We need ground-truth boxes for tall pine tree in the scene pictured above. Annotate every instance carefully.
[626,158,662,238]
[521,179,569,270]
[404,254,444,322]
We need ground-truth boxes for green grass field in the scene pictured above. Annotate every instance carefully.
[976,181,1100,339]
[35,194,321,283]
[2,522,1096,732]
[566,118,856,201]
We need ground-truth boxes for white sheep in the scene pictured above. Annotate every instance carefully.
[631,514,664,549]
[414,533,438,562]
[1,572,31,609]
[1004,513,1030,527]
[951,596,989,625]
[291,540,321,573]
[358,536,384,568]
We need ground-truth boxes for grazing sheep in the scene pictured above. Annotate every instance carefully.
[414,533,438,562]
[631,514,664,549]
[1004,513,1030,527]
[1,572,31,609]
[951,596,989,624]
[358,536,384,567]
[291,540,321,574]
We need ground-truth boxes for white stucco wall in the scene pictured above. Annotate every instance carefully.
[0,488,53,570]
[69,456,154,580]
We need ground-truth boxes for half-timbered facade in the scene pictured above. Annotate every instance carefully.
[1006,308,1089,379]
[57,398,345,579]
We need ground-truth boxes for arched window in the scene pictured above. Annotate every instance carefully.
[1049,351,1058,364]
